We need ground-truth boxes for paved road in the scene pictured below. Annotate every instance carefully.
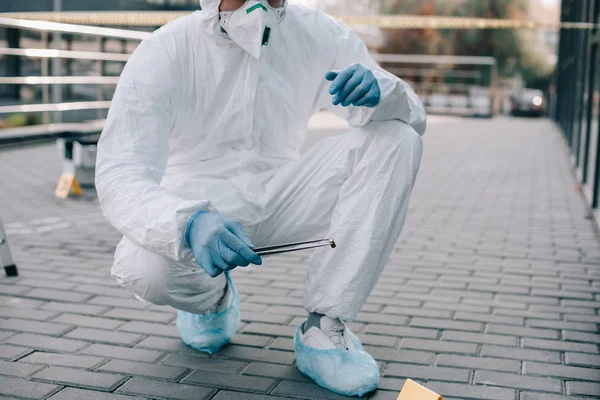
[0,115,599,400]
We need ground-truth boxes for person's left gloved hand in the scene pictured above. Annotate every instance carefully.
[326,64,381,108]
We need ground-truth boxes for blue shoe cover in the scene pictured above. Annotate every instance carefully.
[176,272,240,355]
[294,323,380,397]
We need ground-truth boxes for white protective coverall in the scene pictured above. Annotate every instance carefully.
[96,0,426,322]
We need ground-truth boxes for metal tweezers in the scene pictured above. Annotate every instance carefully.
[254,238,336,256]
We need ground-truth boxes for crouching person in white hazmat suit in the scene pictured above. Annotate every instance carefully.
[96,0,425,396]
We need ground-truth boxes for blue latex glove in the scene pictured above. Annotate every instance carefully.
[186,210,262,278]
[326,64,381,108]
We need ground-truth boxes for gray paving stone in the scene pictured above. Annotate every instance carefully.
[48,387,140,400]
[0,284,31,295]
[474,370,562,392]
[523,361,600,381]
[80,344,164,363]
[400,338,478,355]
[566,381,600,396]
[519,393,590,400]
[272,381,367,399]
[0,331,14,341]
[66,327,143,346]
[436,354,520,372]
[0,359,45,377]
[481,345,561,363]
[33,366,128,391]
[101,308,175,323]
[0,376,59,399]
[160,353,245,372]
[364,324,438,339]
[117,377,215,399]
[242,323,296,337]
[441,331,518,346]
[485,324,559,339]
[0,344,32,360]
[565,314,600,323]
[454,311,525,326]
[98,359,188,380]
[562,299,600,309]
[526,319,597,332]
[118,321,179,337]
[18,278,78,290]
[212,391,291,400]
[354,312,408,325]
[383,306,451,319]
[4,114,600,400]
[231,333,273,348]
[522,337,599,353]
[562,330,600,343]
[356,333,397,347]
[41,302,110,316]
[385,364,469,382]
[183,370,276,393]
[4,333,89,353]
[217,345,294,365]
[0,318,74,336]
[494,308,561,320]
[0,306,57,321]
[364,346,434,364]
[242,362,311,382]
[22,288,92,303]
[72,284,133,298]
[134,336,192,352]
[565,352,600,367]
[469,283,531,295]
[410,317,482,332]
[378,377,413,392]
[426,381,517,400]
[368,390,404,400]
[532,288,595,300]
[20,352,105,368]
[52,313,125,330]
[245,295,303,307]
[264,305,306,316]
[88,296,149,310]
[268,337,294,351]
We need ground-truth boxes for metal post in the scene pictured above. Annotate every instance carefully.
[582,44,597,184]
[0,220,18,277]
[573,0,587,166]
[592,94,600,208]
[65,34,73,102]
[41,31,50,125]
[555,1,568,131]
[97,37,107,120]
[5,28,21,101]
[52,0,62,123]
[581,0,598,183]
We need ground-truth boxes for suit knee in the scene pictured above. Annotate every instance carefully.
[365,120,423,159]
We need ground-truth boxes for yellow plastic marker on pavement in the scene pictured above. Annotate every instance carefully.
[397,379,443,400]
[55,173,82,199]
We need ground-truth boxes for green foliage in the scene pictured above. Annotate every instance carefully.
[2,113,44,128]
[381,0,554,88]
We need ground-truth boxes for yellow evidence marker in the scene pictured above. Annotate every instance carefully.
[397,379,443,400]
[55,173,83,199]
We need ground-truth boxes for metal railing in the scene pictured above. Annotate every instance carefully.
[372,54,499,117]
[0,16,150,126]
[0,13,502,134]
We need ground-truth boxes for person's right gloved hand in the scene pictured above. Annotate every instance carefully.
[186,210,262,278]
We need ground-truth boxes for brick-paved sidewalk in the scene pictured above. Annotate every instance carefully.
[0,115,599,400]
